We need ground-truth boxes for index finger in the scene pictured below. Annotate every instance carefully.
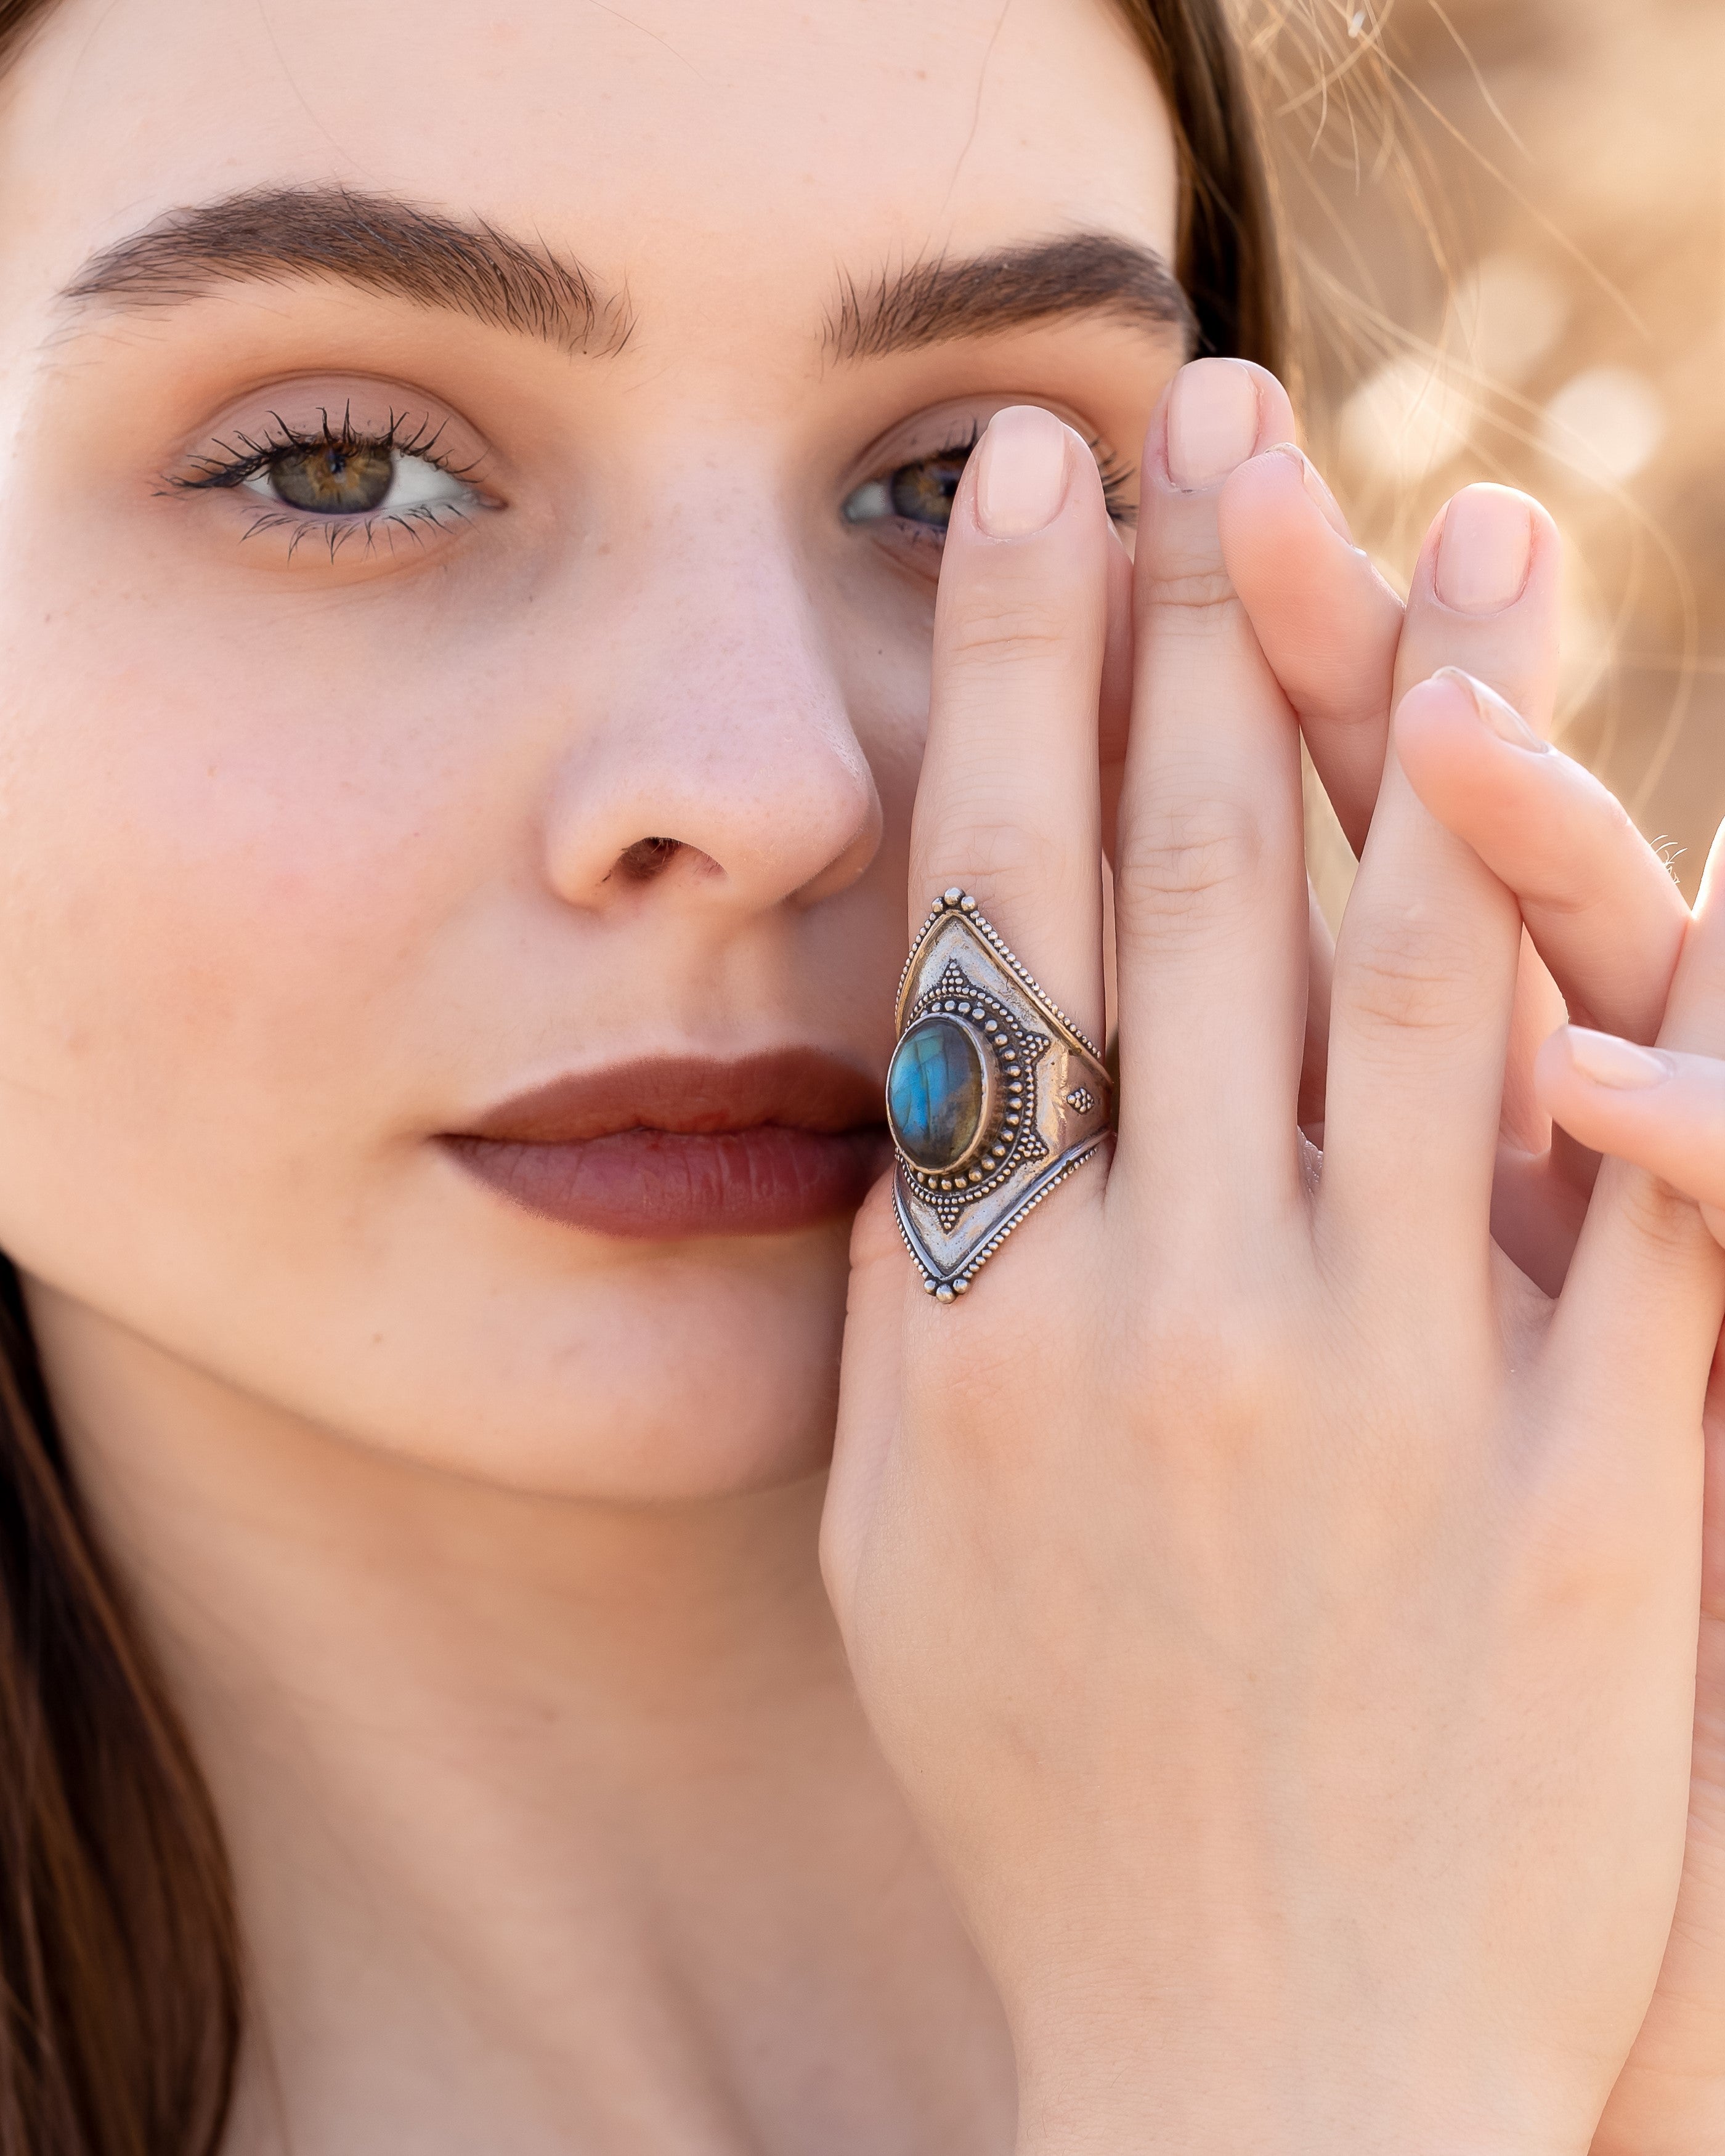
[909,403,1111,1047]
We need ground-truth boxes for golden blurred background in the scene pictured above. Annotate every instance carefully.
[1252,0,1725,901]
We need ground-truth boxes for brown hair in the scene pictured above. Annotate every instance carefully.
[0,0,1283,2147]
[1116,0,1286,377]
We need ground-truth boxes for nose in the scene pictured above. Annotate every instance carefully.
[539,514,882,915]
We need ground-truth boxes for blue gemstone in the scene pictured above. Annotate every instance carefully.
[888,1016,986,1172]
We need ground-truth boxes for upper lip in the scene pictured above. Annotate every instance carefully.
[453,1048,885,1145]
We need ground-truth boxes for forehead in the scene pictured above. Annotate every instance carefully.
[0,0,1179,334]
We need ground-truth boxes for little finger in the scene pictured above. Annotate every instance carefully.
[1551,821,1725,1416]
[1536,1028,1725,1245]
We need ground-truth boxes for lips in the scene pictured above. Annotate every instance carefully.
[443,1050,891,1240]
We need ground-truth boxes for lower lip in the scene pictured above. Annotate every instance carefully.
[445,1124,891,1239]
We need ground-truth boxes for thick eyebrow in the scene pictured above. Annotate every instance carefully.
[825,233,1195,362]
[60,185,630,355]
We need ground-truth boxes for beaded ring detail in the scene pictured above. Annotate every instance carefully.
[885,889,1112,1302]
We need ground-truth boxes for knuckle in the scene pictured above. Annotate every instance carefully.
[1138,564,1240,618]
[1132,1293,1280,1439]
[1523,1461,1662,1611]
[943,592,1078,674]
[1609,1165,1711,1257]
[922,813,1071,915]
[1523,802,1642,918]
[1520,880,1599,923]
[1114,796,1262,925]
[1338,909,1481,1036]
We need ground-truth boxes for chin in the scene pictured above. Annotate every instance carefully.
[334,1218,860,1507]
[9,1140,866,1514]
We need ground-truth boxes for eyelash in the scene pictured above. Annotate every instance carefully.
[169,407,482,562]
[168,405,1135,570]
[1096,446,1137,527]
[862,421,1138,537]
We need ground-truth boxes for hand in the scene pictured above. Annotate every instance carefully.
[1219,453,1692,1292]
[1532,973,1725,2156]
[824,366,1725,2154]
[1225,446,1725,2152]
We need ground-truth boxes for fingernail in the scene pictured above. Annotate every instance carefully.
[1435,485,1534,614]
[1265,442,1352,539]
[1167,359,1260,490]
[973,405,1070,538]
[1566,1027,1671,1090]
[1433,666,1548,753]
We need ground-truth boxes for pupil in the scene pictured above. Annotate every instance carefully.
[890,450,968,530]
[270,442,395,514]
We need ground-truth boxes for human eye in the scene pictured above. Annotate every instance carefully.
[840,399,1136,575]
[841,425,978,548]
[169,389,496,567]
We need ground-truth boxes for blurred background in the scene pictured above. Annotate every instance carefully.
[1251,0,1725,906]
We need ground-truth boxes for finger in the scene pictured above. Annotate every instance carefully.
[1319,760,1523,1284]
[821,1175,906,1634]
[910,403,1110,1043]
[1111,359,1309,1220]
[1394,486,1562,737]
[1317,507,1532,1282]
[1536,1028,1725,1240]
[1551,821,1725,1407]
[1390,493,1566,1151]
[1299,882,1335,1136]
[1235,476,1606,1180]
[1398,670,1689,1042]
[1217,443,1405,854]
[1488,1141,1591,1298]
[1500,930,1570,1156]
[1099,523,1134,865]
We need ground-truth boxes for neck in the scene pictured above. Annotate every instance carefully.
[30,1283,1013,2156]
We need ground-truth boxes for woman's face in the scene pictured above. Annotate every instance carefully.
[0,0,1181,1498]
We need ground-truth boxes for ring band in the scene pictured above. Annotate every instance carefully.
[885,888,1112,1301]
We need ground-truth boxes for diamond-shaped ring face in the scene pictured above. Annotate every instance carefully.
[888,892,1112,1300]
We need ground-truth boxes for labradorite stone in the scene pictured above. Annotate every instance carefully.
[888,1016,986,1172]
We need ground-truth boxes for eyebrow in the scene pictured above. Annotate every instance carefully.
[825,233,1195,362]
[60,185,630,355]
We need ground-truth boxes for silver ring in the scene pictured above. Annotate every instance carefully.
[885,888,1112,1302]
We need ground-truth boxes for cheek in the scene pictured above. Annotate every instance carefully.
[824,552,938,837]
[0,580,472,1173]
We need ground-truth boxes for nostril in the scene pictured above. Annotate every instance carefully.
[615,836,683,882]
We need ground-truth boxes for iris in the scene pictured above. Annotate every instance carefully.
[269,440,396,513]
[888,1016,986,1173]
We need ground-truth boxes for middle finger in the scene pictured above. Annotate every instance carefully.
[1111,359,1310,1228]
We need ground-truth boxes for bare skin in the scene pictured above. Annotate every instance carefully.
[828,381,1725,2156]
[0,1,1721,2152]
[0,2,1174,2146]
[1227,461,1725,2156]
